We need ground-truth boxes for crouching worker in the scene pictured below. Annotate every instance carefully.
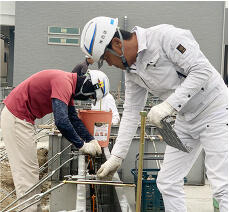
[1,69,110,212]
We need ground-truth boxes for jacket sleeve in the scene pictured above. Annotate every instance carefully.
[107,94,120,124]
[52,98,84,148]
[81,62,89,75]
[161,28,213,112]
[77,60,89,76]
[72,64,81,74]
[111,74,148,159]
[68,105,94,142]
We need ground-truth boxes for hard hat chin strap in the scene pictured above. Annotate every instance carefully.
[76,74,95,97]
[106,28,130,73]
[76,74,104,99]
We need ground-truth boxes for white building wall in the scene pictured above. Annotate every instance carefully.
[13,1,226,91]
[0,1,15,26]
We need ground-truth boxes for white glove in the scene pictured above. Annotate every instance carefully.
[79,142,97,157]
[147,101,175,128]
[89,139,102,156]
[97,155,122,181]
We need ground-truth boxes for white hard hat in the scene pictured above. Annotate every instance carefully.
[81,17,118,68]
[76,69,110,102]
[89,69,110,101]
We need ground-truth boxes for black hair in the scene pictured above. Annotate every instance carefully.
[107,29,133,50]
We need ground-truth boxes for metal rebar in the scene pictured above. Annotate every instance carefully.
[0,144,73,204]
[0,148,6,153]
[2,156,75,212]
[63,180,136,187]
[25,157,75,195]
[0,153,8,162]
[6,182,65,212]
[0,189,15,204]
[39,143,72,173]
[144,133,161,169]
[35,134,48,142]
[35,118,55,135]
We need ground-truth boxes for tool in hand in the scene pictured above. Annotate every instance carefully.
[157,116,192,153]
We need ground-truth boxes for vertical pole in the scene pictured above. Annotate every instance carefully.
[76,154,86,210]
[118,81,121,101]
[8,29,15,87]
[136,111,147,212]
[121,16,128,93]
[100,99,102,111]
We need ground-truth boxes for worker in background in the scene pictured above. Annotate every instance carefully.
[81,17,228,212]
[1,69,109,212]
[91,92,120,124]
[72,55,94,75]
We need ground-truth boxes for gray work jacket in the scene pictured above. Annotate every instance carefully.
[111,24,228,159]
[72,59,89,75]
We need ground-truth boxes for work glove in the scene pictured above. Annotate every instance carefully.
[97,155,123,181]
[79,142,97,157]
[89,139,102,156]
[147,101,175,128]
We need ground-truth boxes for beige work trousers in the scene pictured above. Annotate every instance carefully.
[1,107,42,212]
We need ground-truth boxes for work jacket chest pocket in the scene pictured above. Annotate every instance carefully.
[138,53,163,95]
[140,50,160,71]
[142,51,171,87]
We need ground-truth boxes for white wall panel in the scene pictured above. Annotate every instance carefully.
[14,1,225,90]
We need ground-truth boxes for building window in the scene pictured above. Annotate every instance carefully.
[48,37,79,46]
[48,26,80,35]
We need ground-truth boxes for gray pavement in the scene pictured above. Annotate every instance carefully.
[124,179,214,212]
